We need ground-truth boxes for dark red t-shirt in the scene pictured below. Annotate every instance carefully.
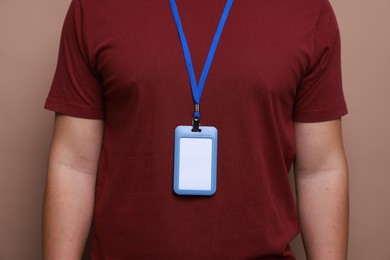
[45,0,347,258]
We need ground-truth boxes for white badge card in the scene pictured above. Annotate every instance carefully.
[174,126,218,196]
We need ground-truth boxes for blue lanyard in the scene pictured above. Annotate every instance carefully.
[169,0,233,131]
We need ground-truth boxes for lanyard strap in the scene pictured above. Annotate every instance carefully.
[169,0,233,131]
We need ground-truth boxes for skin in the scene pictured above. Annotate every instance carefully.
[294,119,349,259]
[43,114,103,260]
[42,115,348,259]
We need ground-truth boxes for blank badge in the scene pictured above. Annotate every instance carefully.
[173,126,218,196]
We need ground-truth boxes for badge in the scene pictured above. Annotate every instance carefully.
[174,126,218,196]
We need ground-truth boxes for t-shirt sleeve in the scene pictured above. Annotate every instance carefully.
[293,0,348,122]
[44,0,104,119]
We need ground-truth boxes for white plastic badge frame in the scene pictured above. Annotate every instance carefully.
[174,126,218,196]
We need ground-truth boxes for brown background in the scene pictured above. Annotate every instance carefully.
[1,0,389,259]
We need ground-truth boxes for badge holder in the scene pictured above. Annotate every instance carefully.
[173,124,218,196]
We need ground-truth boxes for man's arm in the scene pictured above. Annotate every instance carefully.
[43,114,103,260]
[294,119,349,260]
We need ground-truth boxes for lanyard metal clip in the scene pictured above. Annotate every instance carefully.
[192,104,201,132]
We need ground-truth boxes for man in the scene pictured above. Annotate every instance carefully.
[43,0,349,259]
